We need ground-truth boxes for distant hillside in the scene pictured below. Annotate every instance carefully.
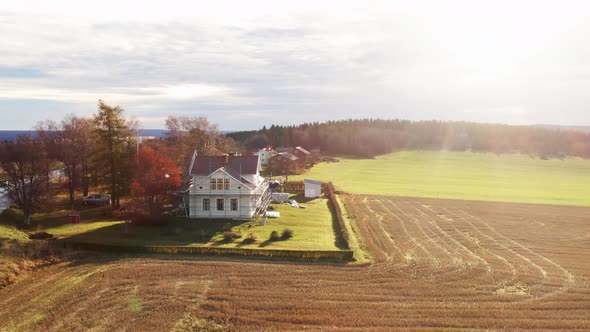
[136,129,169,138]
[0,130,36,141]
[532,124,590,133]
[0,129,169,141]
[0,129,235,141]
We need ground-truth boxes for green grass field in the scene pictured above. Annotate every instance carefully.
[1,194,341,251]
[292,150,590,206]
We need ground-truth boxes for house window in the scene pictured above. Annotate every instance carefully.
[224,179,230,190]
[216,198,224,211]
[203,198,210,211]
[210,179,216,190]
[217,179,223,190]
[230,198,238,211]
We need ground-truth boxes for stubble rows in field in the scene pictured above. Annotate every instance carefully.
[0,195,589,331]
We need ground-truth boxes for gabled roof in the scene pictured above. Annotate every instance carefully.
[275,147,290,153]
[304,179,322,185]
[189,155,260,176]
[193,167,256,190]
[275,146,310,155]
[295,146,311,155]
[253,147,276,155]
[190,156,227,175]
[227,156,259,175]
[224,167,257,189]
[270,152,298,161]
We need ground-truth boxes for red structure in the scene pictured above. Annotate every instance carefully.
[68,213,80,224]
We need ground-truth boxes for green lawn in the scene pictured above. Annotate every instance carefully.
[11,194,341,251]
[292,150,590,206]
[243,195,339,250]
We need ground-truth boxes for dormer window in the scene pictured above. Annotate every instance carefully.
[210,178,230,190]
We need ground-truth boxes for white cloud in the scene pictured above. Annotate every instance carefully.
[0,81,244,104]
[0,0,589,129]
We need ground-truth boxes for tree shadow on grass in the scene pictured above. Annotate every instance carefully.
[0,205,113,232]
[61,218,252,247]
[257,239,273,248]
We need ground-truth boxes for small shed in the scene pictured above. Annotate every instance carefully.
[304,179,322,198]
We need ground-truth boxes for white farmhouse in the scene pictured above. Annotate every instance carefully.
[253,147,276,166]
[187,153,270,220]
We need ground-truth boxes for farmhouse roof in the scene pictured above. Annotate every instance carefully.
[190,156,227,175]
[227,156,259,174]
[190,155,259,176]
[224,167,257,189]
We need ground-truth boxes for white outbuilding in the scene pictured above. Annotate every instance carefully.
[304,179,322,198]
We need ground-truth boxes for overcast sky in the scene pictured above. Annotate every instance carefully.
[0,0,589,130]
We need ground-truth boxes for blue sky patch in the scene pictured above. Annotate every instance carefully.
[0,66,45,78]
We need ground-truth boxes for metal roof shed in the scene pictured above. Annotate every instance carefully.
[304,179,322,198]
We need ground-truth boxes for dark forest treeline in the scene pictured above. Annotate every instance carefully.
[228,119,590,159]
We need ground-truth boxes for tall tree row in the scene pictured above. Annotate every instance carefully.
[229,119,590,159]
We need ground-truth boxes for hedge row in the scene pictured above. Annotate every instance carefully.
[61,240,354,261]
[325,182,351,250]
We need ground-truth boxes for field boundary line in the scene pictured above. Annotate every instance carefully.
[337,195,373,264]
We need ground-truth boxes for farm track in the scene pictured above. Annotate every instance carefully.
[1,195,590,331]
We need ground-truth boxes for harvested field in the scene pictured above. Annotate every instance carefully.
[1,195,589,331]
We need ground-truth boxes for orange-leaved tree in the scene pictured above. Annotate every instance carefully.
[131,146,181,217]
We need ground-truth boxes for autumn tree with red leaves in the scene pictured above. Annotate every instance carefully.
[131,146,181,217]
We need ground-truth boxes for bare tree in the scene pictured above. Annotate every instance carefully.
[0,135,50,225]
[70,117,95,197]
[33,120,60,191]
[35,116,97,207]
[165,115,221,180]
[60,115,95,206]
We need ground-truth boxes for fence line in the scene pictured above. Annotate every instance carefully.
[325,182,351,250]
[60,240,354,261]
